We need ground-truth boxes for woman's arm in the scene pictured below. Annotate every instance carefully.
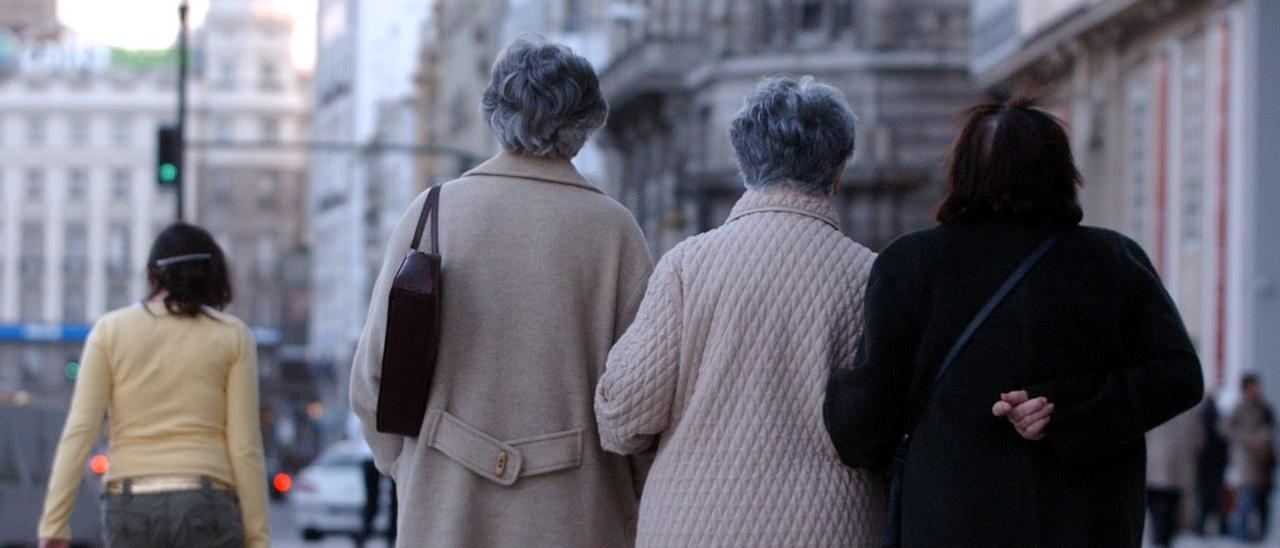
[39,323,113,541]
[595,250,684,455]
[226,325,270,548]
[349,192,429,473]
[1027,240,1203,464]
[824,247,920,469]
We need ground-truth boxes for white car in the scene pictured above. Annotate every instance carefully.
[290,440,392,542]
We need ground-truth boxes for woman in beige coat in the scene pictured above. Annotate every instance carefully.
[595,76,885,547]
[350,37,653,547]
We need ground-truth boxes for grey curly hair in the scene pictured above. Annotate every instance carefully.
[729,76,857,195]
[481,36,608,158]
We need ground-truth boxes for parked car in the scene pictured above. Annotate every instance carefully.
[0,403,103,548]
[291,440,392,542]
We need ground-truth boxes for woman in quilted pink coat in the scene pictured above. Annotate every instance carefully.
[595,76,885,547]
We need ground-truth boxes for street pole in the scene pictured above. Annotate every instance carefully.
[176,1,189,221]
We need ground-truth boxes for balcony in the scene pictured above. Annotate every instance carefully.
[599,34,706,108]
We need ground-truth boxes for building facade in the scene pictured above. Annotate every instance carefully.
[597,0,974,254]
[971,0,1280,398]
[307,0,430,414]
[0,0,310,407]
[0,0,56,34]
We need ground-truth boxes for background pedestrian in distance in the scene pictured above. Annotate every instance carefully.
[824,97,1203,547]
[596,75,885,546]
[38,222,269,548]
[1196,394,1230,536]
[349,34,653,547]
[1145,404,1204,546]
[1223,374,1276,541]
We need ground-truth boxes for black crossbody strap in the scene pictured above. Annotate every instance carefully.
[922,230,1066,416]
[411,184,442,254]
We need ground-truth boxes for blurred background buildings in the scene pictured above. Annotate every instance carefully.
[973,0,1280,400]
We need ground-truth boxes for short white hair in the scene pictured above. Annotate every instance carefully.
[481,35,608,158]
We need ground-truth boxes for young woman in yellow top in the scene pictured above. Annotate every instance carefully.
[38,223,269,548]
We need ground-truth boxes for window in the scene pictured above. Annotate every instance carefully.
[1180,37,1207,245]
[26,115,46,145]
[259,60,282,91]
[111,116,133,145]
[20,221,44,276]
[217,59,238,90]
[214,115,234,143]
[67,168,88,201]
[259,116,281,143]
[111,168,132,202]
[800,0,823,31]
[69,116,90,146]
[258,171,280,208]
[107,222,130,276]
[1125,76,1151,245]
[210,172,233,205]
[63,221,88,323]
[565,0,583,32]
[63,285,86,323]
[25,168,44,200]
[64,222,87,274]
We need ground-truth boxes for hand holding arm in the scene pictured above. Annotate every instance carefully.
[595,251,683,456]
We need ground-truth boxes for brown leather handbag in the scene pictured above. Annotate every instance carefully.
[376,184,443,436]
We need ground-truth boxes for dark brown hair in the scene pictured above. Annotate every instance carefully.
[937,97,1084,226]
[145,222,233,317]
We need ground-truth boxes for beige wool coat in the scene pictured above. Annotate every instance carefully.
[596,188,887,547]
[351,152,654,547]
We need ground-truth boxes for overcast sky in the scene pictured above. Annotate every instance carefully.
[58,0,317,69]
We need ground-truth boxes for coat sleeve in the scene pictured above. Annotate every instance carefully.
[595,249,683,456]
[1028,239,1204,465]
[349,191,428,474]
[226,325,270,548]
[39,320,112,541]
[823,247,919,470]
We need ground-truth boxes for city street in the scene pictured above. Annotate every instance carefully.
[269,502,390,548]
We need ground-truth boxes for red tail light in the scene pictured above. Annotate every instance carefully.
[273,472,293,493]
[90,454,109,475]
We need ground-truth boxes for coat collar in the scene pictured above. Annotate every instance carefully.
[726,186,842,230]
[462,151,603,194]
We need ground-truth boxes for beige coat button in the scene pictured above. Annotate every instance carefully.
[495,451,509,476]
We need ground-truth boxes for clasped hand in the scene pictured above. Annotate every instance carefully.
[991,390,1054,441]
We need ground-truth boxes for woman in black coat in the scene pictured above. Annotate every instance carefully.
[823,98,1204,547]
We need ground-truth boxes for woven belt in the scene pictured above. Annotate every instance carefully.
[106,475,234,495]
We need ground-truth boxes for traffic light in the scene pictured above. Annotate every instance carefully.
[156,124,181,187]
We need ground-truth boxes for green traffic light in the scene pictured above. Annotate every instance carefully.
[64,362,80,381]
[159,163,178,183]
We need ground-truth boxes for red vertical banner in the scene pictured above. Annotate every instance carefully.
[1154,52,1170,275]
[1214,21,1232,387]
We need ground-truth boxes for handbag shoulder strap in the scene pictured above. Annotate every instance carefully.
[909,229,1067,433]
[411,184,442,254]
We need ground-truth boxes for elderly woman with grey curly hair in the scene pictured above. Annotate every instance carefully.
[351,36,653,547]
[595,75,885,546]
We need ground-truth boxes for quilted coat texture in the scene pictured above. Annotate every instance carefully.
[596,187,886,547]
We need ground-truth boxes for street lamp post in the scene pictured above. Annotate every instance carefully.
[176,1,189,221]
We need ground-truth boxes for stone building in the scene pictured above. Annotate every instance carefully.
[597,0,974,254]
[0,0,310,404]
[971,0,1280,397]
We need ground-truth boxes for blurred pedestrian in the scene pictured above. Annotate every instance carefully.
[1197,394,1229,536]
[823,97,1203,547]
[38,223,269,548]
[1224,374,1276,541]
[596,76,883,546]
[1146,406,1205,546]
[350,35,652,547]
[359,457,383,546]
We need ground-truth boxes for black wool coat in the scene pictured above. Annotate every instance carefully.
[824,221,1204,547]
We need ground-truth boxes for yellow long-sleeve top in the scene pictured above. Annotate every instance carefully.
[39,302,270,546]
